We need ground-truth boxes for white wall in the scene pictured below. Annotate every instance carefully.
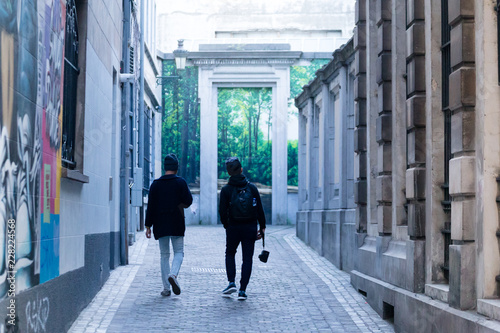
[157,0,355,53]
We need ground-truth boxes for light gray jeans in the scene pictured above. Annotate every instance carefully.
[158,236,184,290]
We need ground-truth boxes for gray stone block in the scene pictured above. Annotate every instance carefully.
[407,202,426,237]
[376,114,392,143]
[449,243,476,310]
[450,22,475,68]
[449,67,476,111]
[378,82,392,113]
[451,109,475,154]
[407,0,425,25]
[451,199,476,241]
[354,75,367,100]
[356,207,367,232]
[376,175,392,203]
[355,151,367,179]
[355,49,367,75]
[322,218,340,268]
[406,22,425,58]
[407,128,426,165]
[354,127,367,152]
[355,100,367,126]
[406,167,426,199]
[377,21,392,55]
[355,0,367,24]
[449,156,475,195]
[377,53,392,84]
[406,239,425,292]
[376,0,392,25]
[354,23,367,50]
[406,94,426,129]
[406,56,426,95]
[448,0,475,26]
[377,144,392,173]
[377,205,392,234]
[355,180,367,204]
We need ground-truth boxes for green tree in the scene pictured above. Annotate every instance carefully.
[287,140,299,186]
[161,60,199,185]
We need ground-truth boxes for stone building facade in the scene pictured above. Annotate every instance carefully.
[296,41,357,271]
[296,0,500,331]
[0,0,161,332]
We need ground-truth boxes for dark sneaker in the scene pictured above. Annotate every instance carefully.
[168,275,181,295]
[221,282,237,297]
[237,290,247,300]
[161,289,171,297]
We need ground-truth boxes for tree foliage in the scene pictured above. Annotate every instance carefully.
[161,60,199,185]
[160,59,330,188]
[287,140,299,186]
[218,88,273,185]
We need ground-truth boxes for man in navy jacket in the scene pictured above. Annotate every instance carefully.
[219,157,266,300]
[145,154,193,296]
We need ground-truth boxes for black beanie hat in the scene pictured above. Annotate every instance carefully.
[225,157,242,176]
[164,153,179,171]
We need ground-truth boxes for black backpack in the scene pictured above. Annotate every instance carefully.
[229,182,257,221]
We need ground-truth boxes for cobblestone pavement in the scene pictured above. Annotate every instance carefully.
[69,226,394,333]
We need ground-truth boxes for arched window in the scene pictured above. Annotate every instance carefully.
[62,0,79,168]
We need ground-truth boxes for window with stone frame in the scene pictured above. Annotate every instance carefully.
[61,0,89,182]
[62,0,79,169]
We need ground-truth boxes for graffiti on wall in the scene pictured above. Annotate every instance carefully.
[25,296,50,333]
[0,0,64,299]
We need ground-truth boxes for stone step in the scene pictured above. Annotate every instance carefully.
[425,283,449,303]
[477,299,500,321]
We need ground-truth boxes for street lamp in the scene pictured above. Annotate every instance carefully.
[173,39,188,70]
[156,39,189,86]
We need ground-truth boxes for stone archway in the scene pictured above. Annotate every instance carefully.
[190,44,301,225]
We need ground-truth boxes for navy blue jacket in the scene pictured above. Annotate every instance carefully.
[145,174,193,239]
[219,174,266,230]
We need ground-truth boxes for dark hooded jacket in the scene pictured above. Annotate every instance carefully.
[145,174,193,239]
[219,174,266,230]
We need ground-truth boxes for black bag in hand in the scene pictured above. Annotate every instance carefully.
[258,232,270,263]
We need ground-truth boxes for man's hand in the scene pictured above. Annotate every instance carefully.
[145,227,151,239]
[256,228,265,240]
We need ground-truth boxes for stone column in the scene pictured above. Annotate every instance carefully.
[272,67,289,225]
[404,0,426,293]
[448,0,476,310]
[367,0,380,233]
[474,0,500,305]
[199,66,218,225]
[376,0,393,235]
[424,0,447,285]
[406,0,426,238]
[354,0,368,233]
[320,76,331,209]
[296,105,308,241]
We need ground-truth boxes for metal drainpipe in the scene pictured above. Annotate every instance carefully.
[120,0,131,265]
[138,0,145,226]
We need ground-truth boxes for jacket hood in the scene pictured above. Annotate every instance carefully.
[228,174,248,187]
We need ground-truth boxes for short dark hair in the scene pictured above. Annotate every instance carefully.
[225,157,242,176]
[163,153,179,171]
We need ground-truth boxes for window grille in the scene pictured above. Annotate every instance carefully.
[62,0,79,168]
[441,0,452,281]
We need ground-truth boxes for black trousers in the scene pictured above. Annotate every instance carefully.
[225,224,257,291]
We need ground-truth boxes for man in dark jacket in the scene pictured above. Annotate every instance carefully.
[145,153,193,296]
[219,157,266,300]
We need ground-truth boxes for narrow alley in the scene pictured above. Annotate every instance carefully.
[69,226,394,333]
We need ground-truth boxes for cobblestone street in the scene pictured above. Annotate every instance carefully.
[69,226,394,333]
